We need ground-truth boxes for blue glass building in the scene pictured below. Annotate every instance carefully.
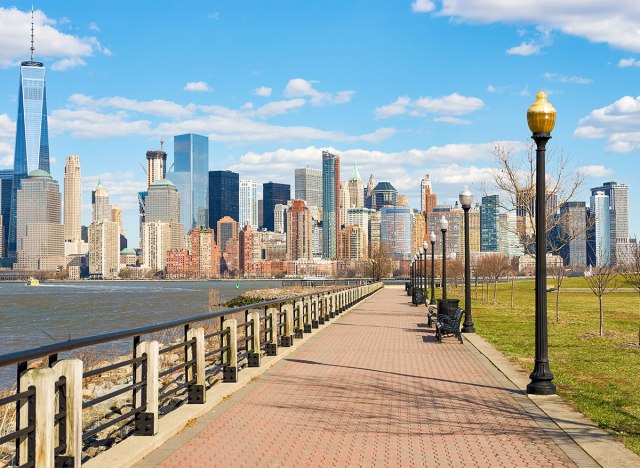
[8,59,50,258]
[381,206,412,259]
[209,171,239,234]
[322,151,340,259]
[480,195,500,252]
[262,182,290,232]
[0,170,13,258]
[173,133,209,234]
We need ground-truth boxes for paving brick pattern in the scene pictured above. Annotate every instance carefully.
[156,288,575,467]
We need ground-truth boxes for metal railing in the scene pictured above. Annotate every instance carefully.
[0,282,383,467]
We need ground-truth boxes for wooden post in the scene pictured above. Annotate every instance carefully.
[19,368,55,468]
[134,340,159,436]
[222,318,238,382]
[248,311,261,367]
[52,359,83,467]
[186,327,206,404]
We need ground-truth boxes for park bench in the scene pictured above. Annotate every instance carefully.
[435,308,464,344]
[427,303,438,327]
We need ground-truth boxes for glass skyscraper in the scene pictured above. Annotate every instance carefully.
[263,182,291,232]
[173,133,209,234]
[480,195,500,252]
[591,191,611,266]
[380,206,412,259]
[239,179,258,228]
[0,170,13,258]
[8,59,50,258]
[209,171,239,234]
[322,151,340,259]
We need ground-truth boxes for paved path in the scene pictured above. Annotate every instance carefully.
[139,288,584,467]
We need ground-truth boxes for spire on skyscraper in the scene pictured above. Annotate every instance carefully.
[30,6,35,61]
[350,162,362,182]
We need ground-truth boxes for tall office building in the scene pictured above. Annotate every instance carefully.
[146,146,167,187]
[380,206,412,259]
[187,227,220,278]
[63,156,82,242]
[339,181,351,227]
[499,212,523,258]
[421,174,437,235]
[371,182,397,210]
[141,222,173,273]
[339,225,367,260]
[590,181,629,264]
[239,225,254,274]
[216,216,239,252]
[348,164,364,209]
[258,199,264,228]
[369,211,381,256]
[286,200,312,261]
[89,220,120,279]
[559,201,587,267]
[411,209,426,257]
[591,191,611,266]
[480,195,500,252]
[111,205,127,250]
[263,182,290,232]
[365,174,377,209]
[209,171,239,233]
[239,179,258,228]
[92,181,112,222]
[295,167,323,209]
[0,170,13,257]
[8,38,50,258]
[14,170,64,271]
[322,151,340,259]
[173,133,209,233]
[273,203,287,234]
[144,179,183,252]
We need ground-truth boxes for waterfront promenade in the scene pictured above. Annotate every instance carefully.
[134,287,637,467]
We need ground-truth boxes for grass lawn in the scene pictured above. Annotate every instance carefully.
[446,277,640,455]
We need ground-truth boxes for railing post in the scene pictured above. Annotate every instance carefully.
[281,303,294,347]
[318,295,326,325]
[134,340,159,436]
[294,300,304,338]
[248,311,261,367]
[186,327,206,404]
[222,318,238,382]
[303,298,313,333]
[328,294,335,318]
[265,307,279,355]
[19,368,55,468]
[52,359,83,467]
[311,296,319,328]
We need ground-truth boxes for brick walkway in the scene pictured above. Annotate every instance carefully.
[142,288,577,467]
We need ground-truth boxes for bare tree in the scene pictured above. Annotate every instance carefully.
[484,141,587,257]
[364,244,394,281]
[448,259,464,290]
[549,264,567,323]
[621,242,640,345]
[484,254,511,304]
[509,256,519,309]
[584,262,621,337]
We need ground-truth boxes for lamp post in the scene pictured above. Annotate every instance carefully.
[440,216,449,305]
[423,240,428,303]
[526,91,557,396]
[430,231,436,305]
[412,255,417,304]
[460,186,475,333]
[419,247,425,304]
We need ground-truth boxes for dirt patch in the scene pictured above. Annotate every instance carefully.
[579,331,626,340]
[618,342,640,349]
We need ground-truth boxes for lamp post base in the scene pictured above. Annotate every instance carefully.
[461,324,475,333]
[526,363,556,395]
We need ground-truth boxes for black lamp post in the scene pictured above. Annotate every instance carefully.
[526,91,557,396]
[419,247,425,304]
[430,231,436,305]
[411,255,417,304]
[422,240,428,302]
[460,186,475,333]
[440,216,449,305]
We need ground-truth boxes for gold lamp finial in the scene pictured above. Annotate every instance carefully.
[527,90,556,134]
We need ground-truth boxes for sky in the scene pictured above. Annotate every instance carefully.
[1,0,640,246]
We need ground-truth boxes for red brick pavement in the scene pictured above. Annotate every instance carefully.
[153,288,575,467]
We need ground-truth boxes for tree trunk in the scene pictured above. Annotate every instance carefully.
[555,288,560,323]
[599,295,604,337]
[511,277,515,309]
[493,279,498,304]
[475,275,478,299]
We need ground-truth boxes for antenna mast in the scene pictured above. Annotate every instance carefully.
[30,6,35,61]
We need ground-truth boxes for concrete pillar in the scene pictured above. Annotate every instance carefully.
[281,303,294,347]
[294,300,304,338]
[134,340,159,435]
[52,359,83,467]
[311,296,319,328]
[19,368,55,468]
[303,298,313,333]
[265,307,278,355]
[248,311,261,367]
[186,327,206,404]
[222,318,238,382]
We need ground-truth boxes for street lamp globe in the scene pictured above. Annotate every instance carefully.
[440,216,448,232]
[430,231,436,244]
[459,186,473,208]
[420,246,425,255]
[423,240,429,251]
[527,91,556,134]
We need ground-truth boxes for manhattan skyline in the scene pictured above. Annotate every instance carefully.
[1,2,640,243]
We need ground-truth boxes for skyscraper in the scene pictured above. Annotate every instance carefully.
[559,201,587,267]
[347,164,364,209]
[295,167,323,209]
[480,195,500,252]
[339,225,367,260]
[591,191,611,266]
[0,170,13,257]
[146,145,167,187]
[421,174,437,235]
[89,220,120,279]
[286,200,312,261]
[365,174,377,209]
[339,181,351,227]
[92,181,112,222]
[15,170,64,271]
[8,29,50,258]
[263,182,291,232]
[216,216,239,252]
[64,156,82,242]
[173,133,209,233]
[590,181,629,264]
[144,179,183,252]
[239,179,258,228]
[380,206,412,259]
[209,170,239,233]
[322,151,340,259]
[371,182,397,210]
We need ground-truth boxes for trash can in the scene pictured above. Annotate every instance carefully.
[437,298,460,319]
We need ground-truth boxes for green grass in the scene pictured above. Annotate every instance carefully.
[447,279,640,455]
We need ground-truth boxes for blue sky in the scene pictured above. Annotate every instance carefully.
[1,1,639,245]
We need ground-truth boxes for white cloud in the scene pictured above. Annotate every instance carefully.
[506,42,541,56]
[375,93,484,119]
[67,93,194,119]
[618,57,640,68]
[543,72,592,84]
[284,78,354,106]
[0,141,13,167]
[577,165,614,178]
[51,56,87,71]
[83,172,146,212]
[49,108,152,139]
[88,22,100,32]
[249,99,306,119]
[0,7,107,68]
[412,0,436,13]
[254,86,272,97]
[434,116,472,125]
[575,95,640,152]
[437,0,640,53]
[184,81,211,92]
[0,114,14,137]
[208,12,220,20]
[487,85,497,93]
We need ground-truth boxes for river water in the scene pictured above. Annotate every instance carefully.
[0,280,280,385]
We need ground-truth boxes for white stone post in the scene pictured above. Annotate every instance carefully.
[186,327,206,403]
[19,368,55,468]
[222,318,238,382]
[134,340,159,435]
[52,359,83,467]
[248,311,261,367]
[265,307,279,355]
[311,296,319,328]
[281,303,294,346]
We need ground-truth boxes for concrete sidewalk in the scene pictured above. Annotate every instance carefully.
[136,288,634,467]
